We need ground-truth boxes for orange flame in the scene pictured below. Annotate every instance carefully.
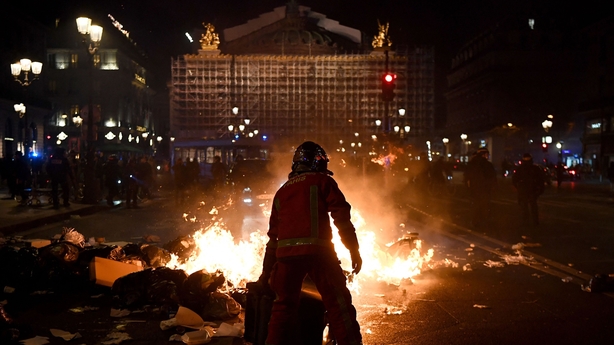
[166,206,434,292]
[371,153,397,167]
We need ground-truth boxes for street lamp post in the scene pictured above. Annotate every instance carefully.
[460,133,468,161]
[10,59,43,156]
[442,137,449,161]
[76,17,103,204]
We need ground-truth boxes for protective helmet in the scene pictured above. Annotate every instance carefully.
[292,141,332,175]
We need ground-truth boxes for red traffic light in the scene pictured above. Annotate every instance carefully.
[383,73,396,83]
[542,143,548,152]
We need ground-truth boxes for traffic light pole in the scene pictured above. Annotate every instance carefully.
[384,50,390,134]
[82,50,97,204]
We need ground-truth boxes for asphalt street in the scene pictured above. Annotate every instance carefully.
[2,175,614,344]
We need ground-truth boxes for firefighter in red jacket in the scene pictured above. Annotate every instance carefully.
[259,141,363,345]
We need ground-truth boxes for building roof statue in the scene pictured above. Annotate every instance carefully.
[372,21,392,49]
[200,23,220,50]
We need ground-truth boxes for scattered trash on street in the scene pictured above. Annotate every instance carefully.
[49,328,81,341]
[473,304,490,309]
[483,260,505,268]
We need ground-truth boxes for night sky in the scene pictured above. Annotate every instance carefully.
[15,0,611,86]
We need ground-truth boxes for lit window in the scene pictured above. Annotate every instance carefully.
[71,54,78,68]
[100,51,119,70]
[93,54,101,68]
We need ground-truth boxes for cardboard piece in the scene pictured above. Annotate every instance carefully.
[89,257,143,287]
[25,239,52,248]
[175,306,206,329]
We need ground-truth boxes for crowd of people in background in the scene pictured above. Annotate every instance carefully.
[0,149,159,208]
[171,155,228,206]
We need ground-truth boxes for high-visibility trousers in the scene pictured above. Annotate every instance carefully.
[266,255,362,345]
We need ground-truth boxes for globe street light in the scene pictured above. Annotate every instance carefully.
[77,16,103,204]
[10,58,43,156]
[442,137,449,160]
[460,133,468,161]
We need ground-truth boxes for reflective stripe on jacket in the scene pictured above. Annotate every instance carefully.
[266,172,358,259]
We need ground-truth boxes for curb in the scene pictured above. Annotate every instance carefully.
[0,204,108,237]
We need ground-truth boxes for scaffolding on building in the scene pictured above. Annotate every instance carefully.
[170,48,433,152]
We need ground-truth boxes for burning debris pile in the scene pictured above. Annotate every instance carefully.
[0,204,446,343]
[0,227,250,344]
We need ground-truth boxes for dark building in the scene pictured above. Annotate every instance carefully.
[578,15,614,176]
[445,15,585,168]
[44,13,160,157]
[0,8,49,159]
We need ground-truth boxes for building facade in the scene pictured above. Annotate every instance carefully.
[170,4,435,165]
[579,15,614,176]
[445,15,584,168]
[44,13,158,158]
[0,7,49,159]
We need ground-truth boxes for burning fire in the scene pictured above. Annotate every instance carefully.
[167,206,434,291]
[371,153,397,167]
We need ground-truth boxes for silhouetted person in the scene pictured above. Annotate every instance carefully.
[463,148,497,229]
[211,155,227,193]
[172,158,186,206]
[512,153,545,227]
[430,156,448,185]
[10,151,30,205]
[46,147,74,208]
[103,155,122,206]
[135,156,153,199]
[5,156,17,200]
[185,158,200,186]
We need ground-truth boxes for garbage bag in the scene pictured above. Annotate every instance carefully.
[122,243,145,257]
[77,246,117,265]
[108,246,125,261]
[0,304,20,342]
[112,269,155,309]
[141,245,171,268]
[113,267,188,309]
[61,227,86,248]
[183,270,226,294]
[230,288,248,308]
[0,246,38,290]
[164,235,196,262]
[147,267,188,309]
[179,270,226,313]
[38,242,81,265]
[200,292,241,320]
